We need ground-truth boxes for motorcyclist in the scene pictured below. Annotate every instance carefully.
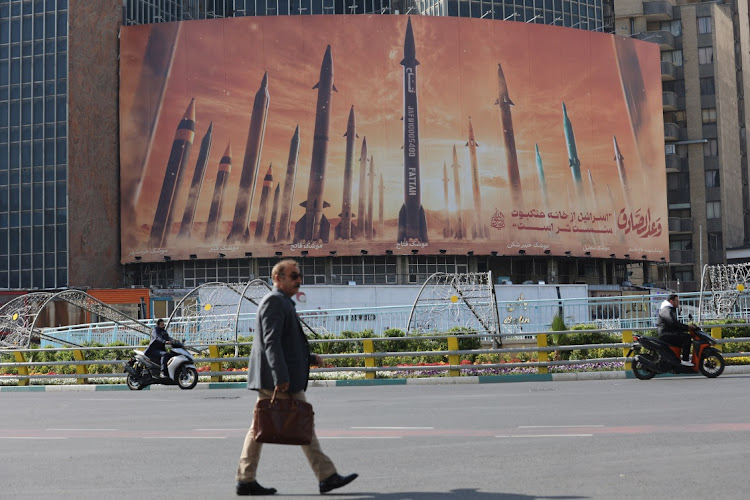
[657,294,694,367]
[144,318,174,378]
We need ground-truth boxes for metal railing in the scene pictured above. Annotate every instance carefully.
[3,323,749,386]
[36,291,750,347]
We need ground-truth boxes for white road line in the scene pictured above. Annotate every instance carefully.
[350,426,434,430]
[496,434,593,438]
[46,428,118,431]
[518,425,604,428]
[0,437,68,440]
[142,436,227,439]
[320,436,402,439]
[80,398,177,402]
[194,428,247,431]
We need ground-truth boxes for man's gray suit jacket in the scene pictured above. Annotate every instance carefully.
[246,288,313,393]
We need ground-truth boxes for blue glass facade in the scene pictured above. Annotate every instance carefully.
[0,0,68,290]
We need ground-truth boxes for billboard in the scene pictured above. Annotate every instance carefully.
[119,15,668,264]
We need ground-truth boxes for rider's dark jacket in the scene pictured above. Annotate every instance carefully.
[656,300,690,337]
[144,325,172,360]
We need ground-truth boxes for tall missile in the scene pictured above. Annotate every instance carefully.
[367,155,374,239]
[397,17,428,243]
[177,122,213,240]
[295,45,336,243]
[587,169,600,213]
[466,117,486,239]
[277,125,300,242]
[227,72,270,243]
[495,62,523,207]
[562,102,584,199]
[335,106,358,240]
[613,135,631,207]
[356,136,368,241]
[534,144,548,207]
[442,162,452,237]
[267,183,281,244]
[205,143,232,241]
[254,164,273,240]
[378,173,384,236]
[451,145,466,240]
[149,98,195,247]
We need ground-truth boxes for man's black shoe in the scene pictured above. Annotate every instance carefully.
[319,473,358,494]
[236,480,277,496]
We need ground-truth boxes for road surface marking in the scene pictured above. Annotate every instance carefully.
[496,434,593,438]
[320,436,402,439]
[142,436,227,439]
[350,426,434,430]
[46,428,118,431]
[518,425,604,428]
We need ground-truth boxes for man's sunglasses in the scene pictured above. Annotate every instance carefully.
[282,272,303,280]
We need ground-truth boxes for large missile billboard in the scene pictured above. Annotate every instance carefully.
[120,15,668,263]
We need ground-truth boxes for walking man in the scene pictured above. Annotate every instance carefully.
[236,259,358,496]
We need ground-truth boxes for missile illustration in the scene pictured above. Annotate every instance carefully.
[378,173,384,236]
[466,117,487,239]
[128,21,181,216]
[227,72,270,243]
[267,183,281,244]
[397,17,429,243]
[294,45,336,243]
[587,169,600,213]
[254,164,273,239]
[534,144,548,208]
[335,106,358,240]
[495,62,523,207]
[367,155,374,239]
[357,136,368,240]
[177,122,213,240]
[277,125,300,242]
[204,143,232,241]
[442,162,452,237]
[451,145,466,240]
[562,102,584,199]
[613,135,631,207]
[149,98,195,247]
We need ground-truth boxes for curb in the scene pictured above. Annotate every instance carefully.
[3,365,749,392]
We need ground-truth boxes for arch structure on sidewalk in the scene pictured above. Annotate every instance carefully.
[406,272,502,346]
[165,279,321,345]
[698,263,750,322]
[0,290,151,349]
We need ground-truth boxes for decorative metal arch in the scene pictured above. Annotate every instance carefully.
[698,263,750,322]
[0,290,150,349]
[406,271,501,346]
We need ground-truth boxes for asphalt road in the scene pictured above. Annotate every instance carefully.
[2,375,750,499]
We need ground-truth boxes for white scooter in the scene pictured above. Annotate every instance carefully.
[124,341,198,390]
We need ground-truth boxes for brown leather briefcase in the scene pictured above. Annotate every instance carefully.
[252,389,314,445]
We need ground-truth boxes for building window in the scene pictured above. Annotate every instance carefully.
[298,258,327,284]
[673,268,694,282]
[704,139,719,157]
[407,255,469,284]
[700,77,715,95]
[708,232,723,251]
[182,259,253,288]
[707,201,721,220]
[702,108,717,124]
[698,47,714,65]
[670,238,692,251]
[331,255,397,285]
[697,16,712,34]
[661,50,683,66]
[667,172,689,190]
[705,170,720,188]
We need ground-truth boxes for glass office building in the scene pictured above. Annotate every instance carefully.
[124,0,609,31]
[0,0,69,289]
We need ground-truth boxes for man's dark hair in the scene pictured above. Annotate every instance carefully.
[667,294,678,302]
[156,318,165,325]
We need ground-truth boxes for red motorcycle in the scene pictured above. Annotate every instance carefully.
[628,326,725,380]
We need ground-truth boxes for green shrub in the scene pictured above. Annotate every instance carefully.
[554,325,621,360]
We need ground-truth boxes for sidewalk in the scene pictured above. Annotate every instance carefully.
[3,365,749,391]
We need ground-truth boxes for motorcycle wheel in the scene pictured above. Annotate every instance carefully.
[698,348,725,378]
[632,353,657,380]
[176,366,198,390]
[126,373,145,391]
